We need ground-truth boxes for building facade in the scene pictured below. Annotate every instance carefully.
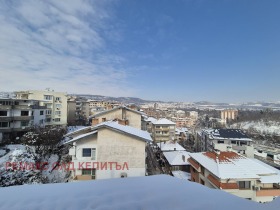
[151,118,176,143]
[198,129,254,158]
[90,106,143,129]
[15,90,67,127]
[64,121,152,181]
[0,98,47,142]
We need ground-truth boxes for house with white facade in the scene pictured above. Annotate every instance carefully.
[198,129,254,158]
[188,151,280,202]
[64,121,152,181]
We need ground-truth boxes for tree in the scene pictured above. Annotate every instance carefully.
[21,126,66,155]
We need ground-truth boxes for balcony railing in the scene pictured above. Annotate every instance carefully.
[13,116,34,121]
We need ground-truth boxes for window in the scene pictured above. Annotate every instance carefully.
[21,111,29,116]
[46,110,52,115]
[218,140,224,144]
[56,104,61,108]
[55,97,61,101]
[82,148,96,159]
[54,118,60,122]
[238,181,251,189]
[55,111,61,115]
[21,121,29,126]
[0,111,7,116]
[82,148,92,157]
[82,169,96,179]
[0,101,12,105]
[40,110,44,115]
[44,95,52,100]
[0,122,9,127]
[39,119,44,124]
[45,118,51,122]
[231,141,237,144]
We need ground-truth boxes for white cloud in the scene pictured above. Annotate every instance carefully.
[0,0,134,96]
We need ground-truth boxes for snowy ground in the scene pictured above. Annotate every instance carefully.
[231,120,280,135]
[0,145,70,186]
[0,175,279,210]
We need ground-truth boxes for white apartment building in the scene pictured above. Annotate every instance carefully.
[151,118,176,143]
[189,151,280,203]
[15,90,67,127]
[64,121,152,181]
[198,129,254,158]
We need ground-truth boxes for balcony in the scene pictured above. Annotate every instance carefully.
[256,189,280,197]
[0,127,12,132]
[0,105,12,110]
[13,116,34,121]
[0,116,13,121]
[13,105,32,110]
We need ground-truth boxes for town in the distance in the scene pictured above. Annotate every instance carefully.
[0,89,280,204]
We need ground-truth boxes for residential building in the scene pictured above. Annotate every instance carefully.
[187,111,198,120]
[15,90,67,127]
[0,98,47,142]
[163,150,190,173]
[175,127,189,141]
[221,109,238,121]
[198,129,254,158]
[90,106,143,129]
[142,116,157,133]
[188,151,280,202]
[67,97,90,126]
[64,121,152,181]
[151,118,176,143]
[171,117,196,128]
[67,99,76,125]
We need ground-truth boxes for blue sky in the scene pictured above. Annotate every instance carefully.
[0,0,279,102]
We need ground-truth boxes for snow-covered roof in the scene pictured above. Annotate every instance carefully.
[172,170,191,181]
[203,129,252,141]
[64,126,91,137]
[64,121,152,144]
[175,127,188,134]
[153,118,176,125]
[189,152,280,180]
[144,117,157,123]
[163,151,190,166]
[157,142,186,151]
[64,130,98,144]
[0,175,277,210]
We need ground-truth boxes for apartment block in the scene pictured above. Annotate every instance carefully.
[15,90,67,127]
[221,109,238,121]
[0,98,47,142]
[67,97,90,126]
[197,129,254,158]
[151,118,176,143]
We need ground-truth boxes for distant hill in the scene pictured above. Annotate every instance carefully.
[71,94,162,104]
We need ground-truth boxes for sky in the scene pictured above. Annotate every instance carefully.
[0,0,279,103]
